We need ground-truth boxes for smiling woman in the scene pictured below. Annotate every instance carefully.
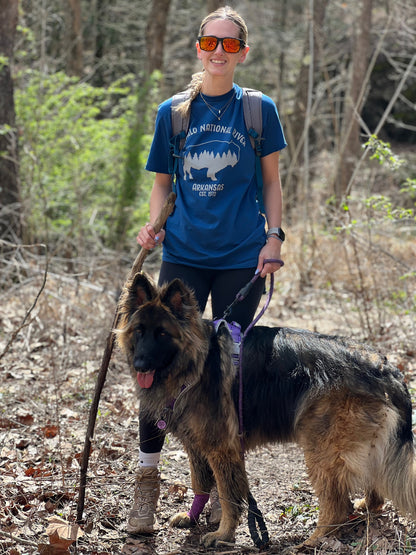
[131,4,287,540]
[195,18,249,93]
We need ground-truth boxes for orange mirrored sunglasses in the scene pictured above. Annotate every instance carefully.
[198,35,246,54]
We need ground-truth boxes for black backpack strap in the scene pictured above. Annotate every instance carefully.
[171,91,190,147]
[169,91,190,192]
[242,88,265,213]
[242,88,263,152]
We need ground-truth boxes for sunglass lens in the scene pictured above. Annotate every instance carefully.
[200,36,218,51]
[223,38,242,53]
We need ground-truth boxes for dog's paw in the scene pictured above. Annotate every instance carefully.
[201,530,234,548]
[293,542,317,553]
[169,512,194,528]
[201,531,219,548]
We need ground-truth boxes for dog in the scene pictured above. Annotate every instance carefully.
[116,272,415,549]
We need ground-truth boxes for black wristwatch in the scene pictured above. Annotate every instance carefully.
[266,227,285,242]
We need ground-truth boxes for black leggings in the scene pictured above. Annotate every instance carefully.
[139,261,265,454]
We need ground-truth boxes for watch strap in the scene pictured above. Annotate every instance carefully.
[267,227,285,242]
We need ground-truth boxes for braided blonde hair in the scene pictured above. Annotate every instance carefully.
[175,6,248,117]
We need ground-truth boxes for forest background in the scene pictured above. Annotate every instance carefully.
[0,0,416,554]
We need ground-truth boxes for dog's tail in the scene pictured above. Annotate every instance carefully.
[368,380,416,518]
[380,435,416,517]
[331,370,416,519]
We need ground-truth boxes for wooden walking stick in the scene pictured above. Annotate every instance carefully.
[76,192,176,523]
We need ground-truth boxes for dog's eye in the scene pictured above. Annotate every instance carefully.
[156,327,169,339]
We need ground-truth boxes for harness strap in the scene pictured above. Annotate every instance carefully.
[213,319,242,366]
[156,380,195,430]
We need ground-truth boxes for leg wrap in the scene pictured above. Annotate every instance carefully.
[187,493,210,523]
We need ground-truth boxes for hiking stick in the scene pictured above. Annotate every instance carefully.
[76,192,176,523]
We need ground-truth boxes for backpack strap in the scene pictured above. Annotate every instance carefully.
[169,91,190,193]
[242,88,265,213]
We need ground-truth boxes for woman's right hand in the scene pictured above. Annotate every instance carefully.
[136,223,166,250]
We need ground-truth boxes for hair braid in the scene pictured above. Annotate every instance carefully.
[175,71,204,117]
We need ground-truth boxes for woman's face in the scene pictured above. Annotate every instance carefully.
[196,19,249,80]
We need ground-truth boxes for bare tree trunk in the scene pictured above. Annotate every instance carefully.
[285,0,328,216]
[0,0,20,242]
[146,0,172,74]
[66,0,84,77]
[334,0,373,204]
[92,0,106,86]
[276,0,289,99]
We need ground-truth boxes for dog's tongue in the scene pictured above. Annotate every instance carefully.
[137,370,155,389]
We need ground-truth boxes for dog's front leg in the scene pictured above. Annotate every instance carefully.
[170,447,214,528]
[201,451,248,548]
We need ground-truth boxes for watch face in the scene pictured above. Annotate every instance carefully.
[268,228,285,241]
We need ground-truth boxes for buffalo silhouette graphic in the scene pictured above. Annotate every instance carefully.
[183,140,240,181]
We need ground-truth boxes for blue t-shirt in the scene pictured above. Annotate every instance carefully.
[146,84,287,269]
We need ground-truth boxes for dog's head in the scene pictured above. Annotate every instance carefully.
[116,273,207,390]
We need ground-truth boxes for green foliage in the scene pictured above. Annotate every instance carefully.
[328,138,415,339]
[15,70,156,251]
[279,502,318,522]
[364,194,415,221]
[401,177,416,198]
[0,55,10,70]
[113,71,162,246]
[364,135,405,170]
[341,137,415,227]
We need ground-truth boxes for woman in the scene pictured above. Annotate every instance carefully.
[129,5,287,534]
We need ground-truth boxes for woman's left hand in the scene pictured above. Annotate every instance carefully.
[256,238,284,278]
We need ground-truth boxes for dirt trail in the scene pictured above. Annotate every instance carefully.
[1,258,415,554]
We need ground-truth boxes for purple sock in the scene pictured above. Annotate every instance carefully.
[187,493,210,522]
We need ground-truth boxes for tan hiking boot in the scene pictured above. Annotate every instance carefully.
[127,467,160,534]
[208,485,222,525]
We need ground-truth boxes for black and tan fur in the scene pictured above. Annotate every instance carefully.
[116,273,416,548]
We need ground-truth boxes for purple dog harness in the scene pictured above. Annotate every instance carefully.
[212,319,242,366]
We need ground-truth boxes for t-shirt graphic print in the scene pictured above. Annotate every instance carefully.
[184,140,238,184]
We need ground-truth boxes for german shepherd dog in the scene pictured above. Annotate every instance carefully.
[116,272,415,549]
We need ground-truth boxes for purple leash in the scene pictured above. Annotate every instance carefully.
[220,258,284,456]
[235,258,284,459]
[226,258,283,549]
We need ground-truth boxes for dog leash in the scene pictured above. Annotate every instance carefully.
[220,258,284,550]
[248,491,270,549]
[222,258,284,454]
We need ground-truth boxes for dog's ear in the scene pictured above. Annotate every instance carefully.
[132,273,156,306]
[161,278,198,320]
[121,272,156,315]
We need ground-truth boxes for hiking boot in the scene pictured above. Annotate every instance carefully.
[127,467,160,534]
[208,485,222,525]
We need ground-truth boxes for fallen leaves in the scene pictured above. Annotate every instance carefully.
[42,424,60,439]
[1,266,416,554]
[37,516,84,554]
